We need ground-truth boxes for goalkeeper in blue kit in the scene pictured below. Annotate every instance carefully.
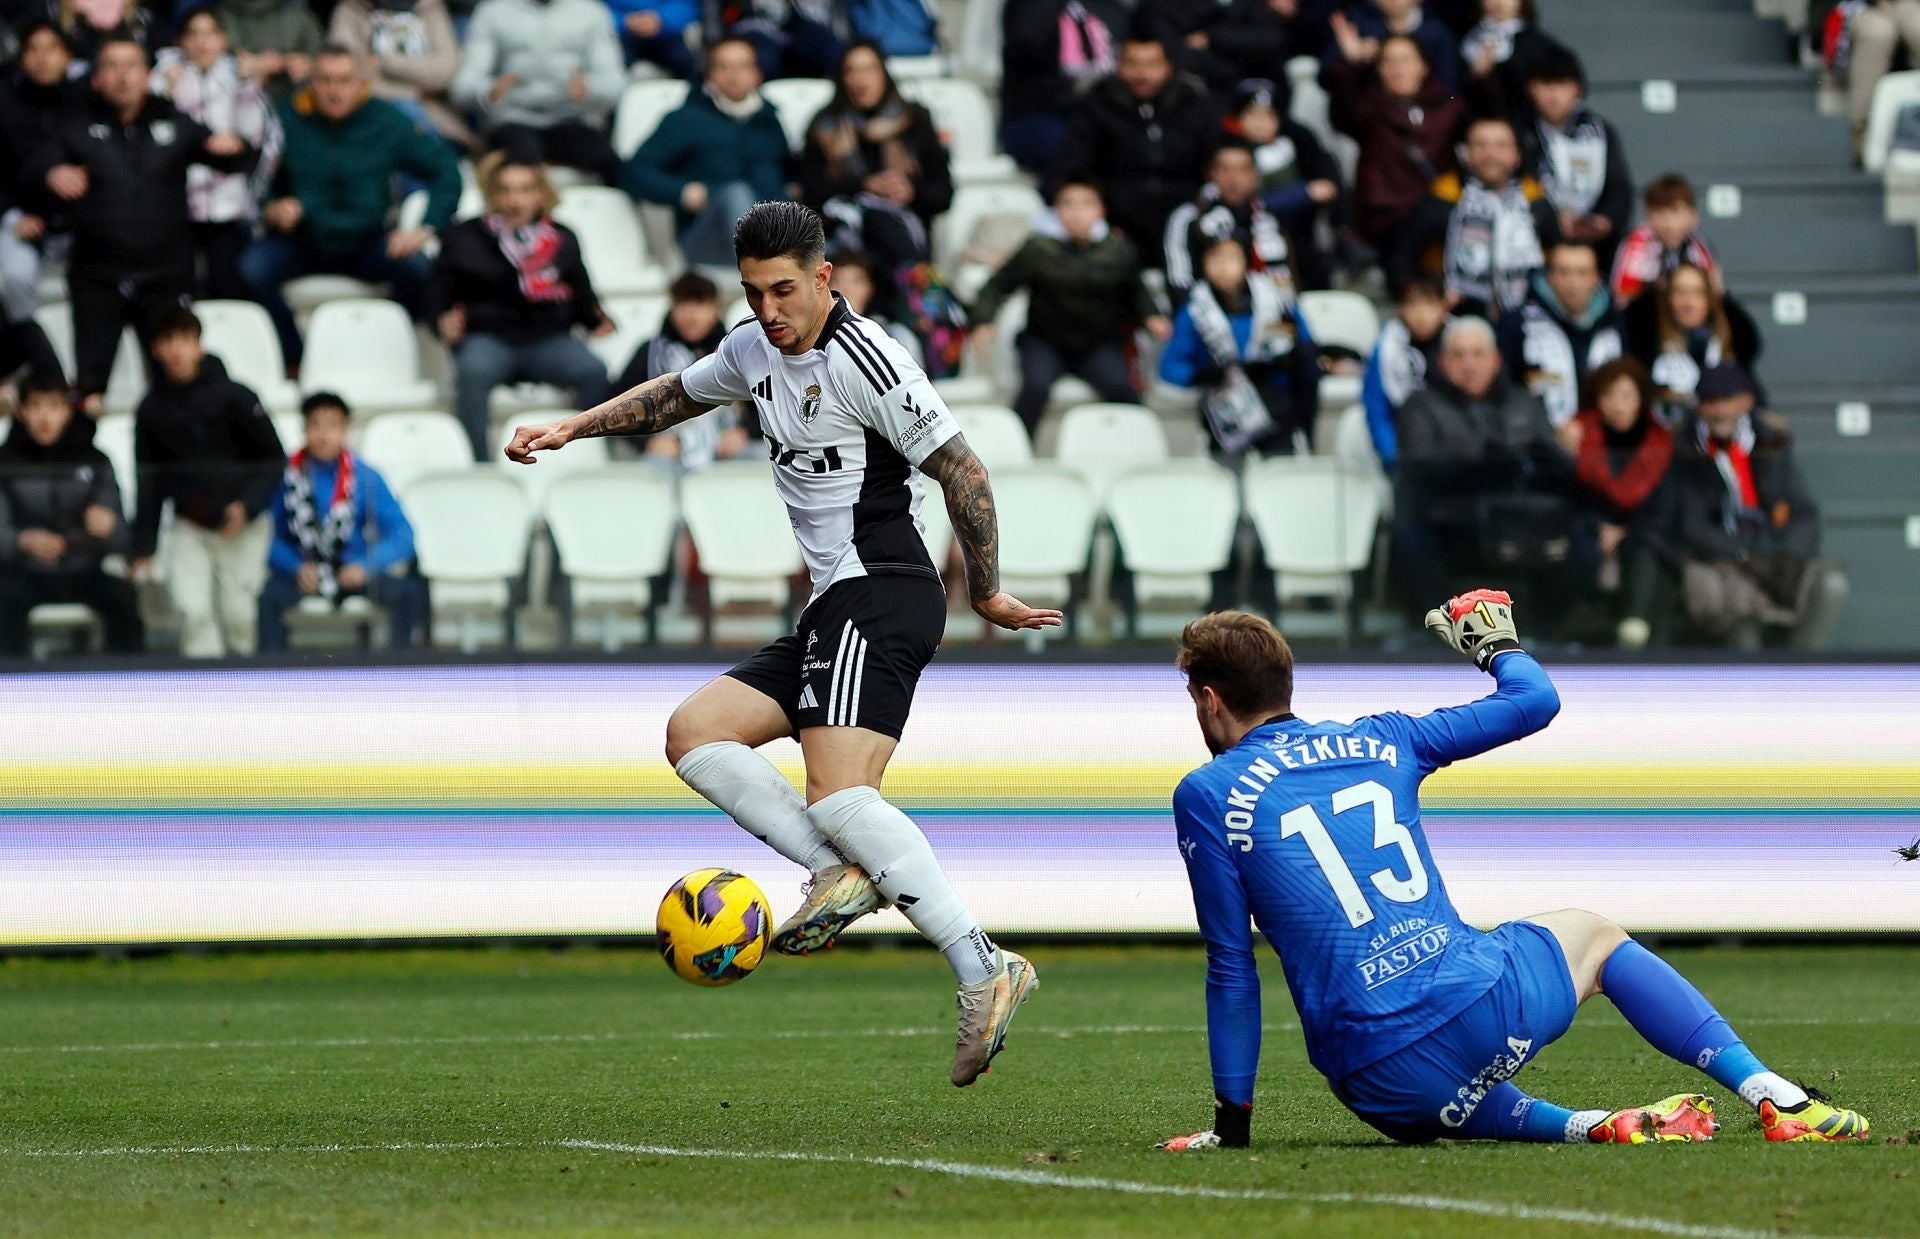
[1160,591,1870,1148]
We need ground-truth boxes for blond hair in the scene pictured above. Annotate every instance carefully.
[475,150,558,218]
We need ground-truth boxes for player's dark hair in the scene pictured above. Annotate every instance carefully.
[146,304,201,343]
[301,391,352,421]
[732,201,827,268]
[669,271,720,304]
[1526,44,1585,88]
[18,371,69,405]
[1177,612,1294,717]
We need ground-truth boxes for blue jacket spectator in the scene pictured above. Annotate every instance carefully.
[1361,276,1449,470]
[846,0,938,56]
[604,0,700,77]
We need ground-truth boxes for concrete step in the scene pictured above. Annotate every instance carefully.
[1588,80,1851,177]
[1550,14,1792,78]
[1728,277,1920,387]
[1822,519,1920,651]
[1692,178,1915,277]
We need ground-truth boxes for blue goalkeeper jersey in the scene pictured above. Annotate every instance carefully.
[1172,652,1560,1098]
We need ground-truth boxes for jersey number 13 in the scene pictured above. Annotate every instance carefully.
[1278,780,1429,928]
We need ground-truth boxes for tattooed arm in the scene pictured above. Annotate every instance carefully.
[918,434,1063,632]
[503,372,715,462]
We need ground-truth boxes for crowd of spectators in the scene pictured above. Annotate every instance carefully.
[0,0,1852,656]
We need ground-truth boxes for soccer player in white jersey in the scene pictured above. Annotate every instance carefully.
[506,202,1059,1086]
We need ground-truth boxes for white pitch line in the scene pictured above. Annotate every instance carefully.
[4,1136,1843,1239]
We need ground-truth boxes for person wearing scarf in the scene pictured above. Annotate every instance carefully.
[429,152,612,458]
[998,0,1123,174]
[799,40,951,292]
[259,392,419,651]
[1495,239,1622,428]
[1517,45,1632,271]
[1649,362,1845,650]
[1159,234,1320,460]
[1563,357,1671,647]
[1624,261,1764,421]
[1163,136,1300,301]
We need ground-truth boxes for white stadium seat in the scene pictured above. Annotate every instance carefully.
[957,0,1004,82]
[283,273,383,314]
[491,417,612,505]
[1299,289,1380,409]
[760,78,834,152]
[1330,401,1393,520]
[935,182,1044,273]
[886,54,948,80]
[991,465,1096,611]
[92,412,137,516]
[612,78,691,159]
[679,460,802,617]
[901,78,1018,186]
[918,481,955,572]
[270,411,304,455]
[1243,457,1383,624]
[356,411,475,495]
[948,403,1033,470]
[1864,70,1920,176]
[195,300,301,412]
[406,470,531,650]
[545,467,679,648]
[554,186,667,296]
[1105,459,1241,610]
[1052,403,1171,499]
[300,298,439,411]
[590,294,670,372]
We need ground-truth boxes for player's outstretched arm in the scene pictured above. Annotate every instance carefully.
[919,435,1063,631]
[503,372,715,463]
[1407,588,1561,765]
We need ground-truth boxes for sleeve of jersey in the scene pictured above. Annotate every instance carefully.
[838,327,959,467]
[1174,776,1262,1107]
[677,328,754,406]
[1395,651,1562,771]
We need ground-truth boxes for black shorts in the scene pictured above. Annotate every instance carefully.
[725,573,947,740]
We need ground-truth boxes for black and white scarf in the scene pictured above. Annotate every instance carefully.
[284,448,358,600]
[1188,273,1298,455]
[1536,105,1610,218]
[1444,177,1545,315]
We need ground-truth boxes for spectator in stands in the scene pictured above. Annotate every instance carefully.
[623,35,790,269]
[217,0,322,90]
[606,0,699,77]
[701,0,843,80]
[1160,234,1320,459]
[997,0,1123,176]
[1227,78,1341,293]
[1847,0,1920,158]
[846,0,939,57]
[1329,33,1464,256]
[828,249,921,365]
[1610,173,1718,305]
[0,370,143,655]
[0,21,84,326]
[1625,261,1763,420]
[1496,239,1623,428]
[452,0,625,184]
[1392,315,1588,633]
[1459,0,1551,117]
[1134,0,1290,95]
[1058,35,1221,266]
[1165,137,1299,302]
[242,45,461,370]
[62,0,160,65]
[1322,0,1461,96]
[1648,362,1847,650]
[1564,356,1671,650]
[1390,115,1557,320]
[328,0,472,150]
[259,391,419,651]
[31,35,255,404]
[1361,273,1449,471]
[1518,45,1631,270]
[970,177,1166,433]
[800,42,951,287]
[130,306,285,659]
[151,10,284,301]
[431,152,612,459]
[618,272,753,468]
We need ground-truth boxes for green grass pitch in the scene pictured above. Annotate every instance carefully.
[2,943,1917,1237]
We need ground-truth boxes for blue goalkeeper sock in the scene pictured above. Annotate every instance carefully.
[1600,941,1805,1107]
[1458,1083,1605,1143]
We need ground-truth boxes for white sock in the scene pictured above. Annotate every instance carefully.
[1737,1072,1809,1110]
[674,741,845,874]
[1563,1109,1610,1142]
[807,785,997,985]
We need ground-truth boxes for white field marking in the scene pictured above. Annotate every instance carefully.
[4,1136,1853,1239]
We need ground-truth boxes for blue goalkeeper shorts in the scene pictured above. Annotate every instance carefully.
[1331,920,1580,1144]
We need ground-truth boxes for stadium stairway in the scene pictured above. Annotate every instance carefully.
[1539,0,1920,648]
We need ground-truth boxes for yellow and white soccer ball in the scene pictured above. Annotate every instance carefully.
[655,868,773,986]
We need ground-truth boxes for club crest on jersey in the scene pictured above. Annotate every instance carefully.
[801,383,822,424]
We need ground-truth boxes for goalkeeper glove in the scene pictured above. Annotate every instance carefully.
[1157,1095,1252,1150]
[1424,588,1523,671]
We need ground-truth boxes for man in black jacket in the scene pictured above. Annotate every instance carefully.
[1132,0,1291,94]
[1057,35,1221,266]
[0,20,86,327]
[29,35,253,404]
[130,306,285,659]
[1517,45,1632,274]
[0,371,143,655]
[1496,239,1623,428]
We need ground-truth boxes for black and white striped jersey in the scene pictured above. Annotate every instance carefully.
[679,294,960,603]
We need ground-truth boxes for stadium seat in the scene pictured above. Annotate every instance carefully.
[760,78,834,152]
[1329,402,1392,517]
[935,182,1044,274]
[300,299,439,411]
[1242,457,1382,634]
[270,411,304,455]
[91,412,137,516]
[406,470,531,650]
[491,417,612,506]
[283,274,384,315]
[1299,290,1380,410]
[991,464,1096,616]
[900,79,1018,186]
[1863,71,1920,177]
[553,186,667,297]
[1052,403,1171,500]
[1104,458,1240,615]
[356,411,475,496]
[956,0,1004,82]
[612,78,691,159]
[591,294,670,372]
[27,602,104,657]
[887,54,948,80]
[544,466,678,648]
[948,403,1034,469]
[679,460,803,627]
[194,300,301,412]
